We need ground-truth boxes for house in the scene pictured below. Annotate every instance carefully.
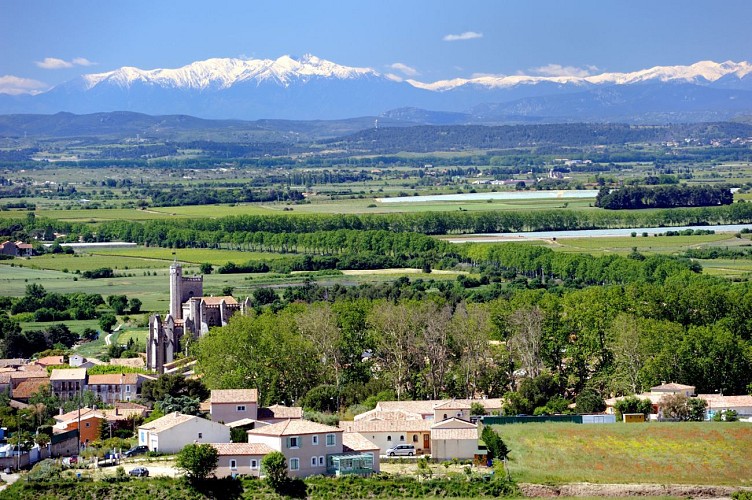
[340,419,433,456]
[54,410,105,446]
[211,443,275,478]
[430,418,479,460]
[257,404,303,424]
[86,373,142,403]
[248,419,373,477]
[698,394,752,418]
[340,432,380,475]
[605,382,698,417]
[354,408,423,422]
[69,354,98,369]
[0,359,27,369]
[138,412,231,454]
[10,377,50,402]
[34,355,65,368]
[49,368,87,400]
[372,398,503,421]
[210,389,258,424]
[0,241,18,256]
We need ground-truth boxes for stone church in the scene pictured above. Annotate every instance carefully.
[147,262,247,373]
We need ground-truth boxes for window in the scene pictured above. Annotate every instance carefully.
[412,435,418,442]
[288,436,300,449]
[387,435,392,442]
[230,459,237,470]
[198,433,203,439]
[237,405,246,411]
[125,385,131,393]
[311,457,317,466]
[400,435,405,441]
[290,458,299,471]
[326,433,336,447]
[318,456,324,466]
[85,422,90,428]
[250,459,258,469]
[443,414,448,419]
[312,435,319,445]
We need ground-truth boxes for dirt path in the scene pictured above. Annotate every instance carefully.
[519,482,750,498]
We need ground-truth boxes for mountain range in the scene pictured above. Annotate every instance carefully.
[2,55,752,123]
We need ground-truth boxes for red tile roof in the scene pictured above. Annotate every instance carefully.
[12,378,50,399]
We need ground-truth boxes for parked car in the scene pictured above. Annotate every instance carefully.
[124,445,149,457]
[103,451,119,460]
[386,444,415,457]
[128,467,149,477]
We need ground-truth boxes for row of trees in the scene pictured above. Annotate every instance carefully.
[595,185,733,209]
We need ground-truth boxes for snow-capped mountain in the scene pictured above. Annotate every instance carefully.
[78,54,378,91]
[1,55,752,122]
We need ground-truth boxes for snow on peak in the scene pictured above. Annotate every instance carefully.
[81,55,379,90]
[411,60,752,91]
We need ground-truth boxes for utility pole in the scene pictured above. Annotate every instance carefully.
[77,383,81,457]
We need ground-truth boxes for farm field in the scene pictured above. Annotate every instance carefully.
[20,319,100,334]
[551,233,746,255]
[495,422,752,486]
[88,247,288,264]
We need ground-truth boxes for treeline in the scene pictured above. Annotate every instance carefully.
[147,187,304,207]
[197,271,752,415]
[595,185,733,209]
[5,283,104,321]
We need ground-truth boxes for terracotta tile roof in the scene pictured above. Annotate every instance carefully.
[247,419,342,437]
[138,412,197,433]
[35,356,65,366]
[87,373,140,385]
[354,409,423,422]
[433,399,473,410]
[431,417,477,429]
[698,394,752,408]
[342,432,379,452]
[211,389,258,404]
[651,382,695,392]
[49,368,86,381]
[201,296,238,306]
[0,358,27,368]
[115,401,148,410]
[0,372,12,384]
[109,357,145,368]
[376,398,503,415]
[340,419,433,434]
[12,378,50,399]
[257,405,303,420]
[211,443,274,456]
[431,427,479,441]
[227,418,264,428]
[200,399,211,412]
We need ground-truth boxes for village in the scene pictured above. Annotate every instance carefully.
[1,263,751,484]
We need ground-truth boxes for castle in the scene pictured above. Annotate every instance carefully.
[147,262,247,373]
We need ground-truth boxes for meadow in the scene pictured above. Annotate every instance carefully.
[494,421,752,486]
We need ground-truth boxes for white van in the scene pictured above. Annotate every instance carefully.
[385,444,415,456]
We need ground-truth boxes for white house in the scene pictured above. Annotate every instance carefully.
[430,418,479,461]
[340,419,433,456]
[138,412,231,454]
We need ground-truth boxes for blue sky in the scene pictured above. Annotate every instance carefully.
[1,0,751,94]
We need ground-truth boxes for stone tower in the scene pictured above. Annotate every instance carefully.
[169,261,182,319]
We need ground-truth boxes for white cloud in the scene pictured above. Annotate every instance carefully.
[530,64,598,78]
[36,56,96,69]
[389,63,419,77]
[385,73,404,82]
[72,57,95,67]
[0,75,48,95]
[443,31,483,42]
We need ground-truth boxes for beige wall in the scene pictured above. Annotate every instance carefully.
[248,431,343,478]
[215,454,265,478]
[434,408,470,421]
[211,402,258,424]
[431,438,477,461]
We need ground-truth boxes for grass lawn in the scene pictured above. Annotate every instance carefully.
[21,319,100,334]
[494,421,752,486]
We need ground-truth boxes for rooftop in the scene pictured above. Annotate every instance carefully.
[431,427,479,441]
[340,419,433,434]
[247,419,342,437]
[35,355,65,367]
[199,296,238,306]
[651,382,696,392]
[342,432,379,452]
[257,404,303,420]
[49,368,87,381]
[12,378,50,399]
[211,388,258,404]
[87,373,140,385]
[211,443,275,456]
[139,412,198,433]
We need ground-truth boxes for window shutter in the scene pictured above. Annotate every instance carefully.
[286,437,290,448]
[297,436,302,448]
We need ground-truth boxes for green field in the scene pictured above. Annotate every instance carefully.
[495,422,752,486]
[551,233,745,255]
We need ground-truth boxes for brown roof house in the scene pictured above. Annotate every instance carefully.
[87,373,143,404]
[50,368,87,401]
[247,419,377,477]
[210,389,259,424]
[430,418,479,460]
[138,412,231,454]
[211,443,275,478]
[340,418,433,456]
